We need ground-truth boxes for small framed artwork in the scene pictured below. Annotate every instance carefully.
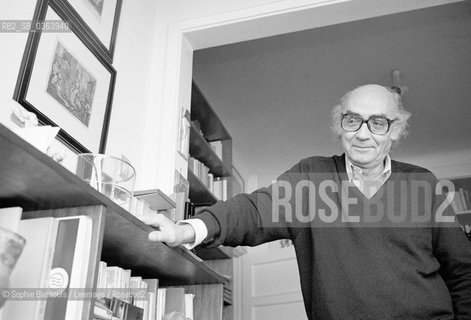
[58,0,122,60]
[14,0,116,154]
[177,107,191,160]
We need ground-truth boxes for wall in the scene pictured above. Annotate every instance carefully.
[0,0,165,190]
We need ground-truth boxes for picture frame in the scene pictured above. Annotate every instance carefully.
[14,0,116,154]
[177,107,191,160]
[57,0,122,61]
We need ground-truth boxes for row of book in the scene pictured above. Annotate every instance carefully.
[451,187,471,213]
[0,208,197,320]
[192,120,224,162]
[93,263,194,320]
[189,157,214,190]
[188,157,228,201]
[93,291,194,320]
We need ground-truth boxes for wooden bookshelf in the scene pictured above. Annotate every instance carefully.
[191,81,231,142]
[449,176,471,240]
[194,246,232,260]
[189,82,244,320]
[0,123,228,288]
[189,80,233,204]
[189,123,231,177]
[182,284,224,320]
[187,170,236,261]
[188,169,218,205]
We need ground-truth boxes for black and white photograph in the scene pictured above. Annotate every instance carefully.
[1,1,470,320]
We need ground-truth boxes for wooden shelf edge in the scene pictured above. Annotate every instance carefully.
[0,123,227,286]
[188,170,218,205]
[193,245,246,261]
[194,246,232,260]
[189,123,231,177]
[191,81,231,141]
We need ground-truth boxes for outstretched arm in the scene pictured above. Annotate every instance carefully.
[141,214,197,247]
[142,160,305,248]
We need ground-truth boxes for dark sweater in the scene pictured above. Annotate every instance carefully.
[196,154,471,320]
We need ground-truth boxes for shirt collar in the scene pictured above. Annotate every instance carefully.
[345,154,391,182]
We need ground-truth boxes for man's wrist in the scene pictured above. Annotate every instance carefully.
[179,223,196,244]
[177,219,208,249]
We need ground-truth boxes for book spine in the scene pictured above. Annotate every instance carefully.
[37,219,59,319]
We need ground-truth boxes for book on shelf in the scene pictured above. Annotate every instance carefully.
[131,278,148,313]
[102,264,154,317]
[108,297,144,320]
[129,276,143,293]
[123,269,132,302]
[142,279,159,320]
[94,299,114,320]
[213,178,227,201]
[163,287,186,317]
[189,157,213,189]
[45,215,93,320]
[184,294,195,320]
[450,187,471,213]
[97,261,108,289]
[105,266,129,302]
[3,217,59,320]
[156,289,166,320]
[174,170,190,222]
[105,266,121,287]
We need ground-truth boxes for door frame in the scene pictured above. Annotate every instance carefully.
[157,0,463,317]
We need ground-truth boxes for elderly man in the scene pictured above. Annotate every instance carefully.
[143,84,471,319]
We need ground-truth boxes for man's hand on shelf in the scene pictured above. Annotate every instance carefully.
[141,214,196,247]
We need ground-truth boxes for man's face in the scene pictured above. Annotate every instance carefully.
[340,85,398,170]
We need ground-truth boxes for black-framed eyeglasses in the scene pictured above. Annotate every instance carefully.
[341,113,395,135]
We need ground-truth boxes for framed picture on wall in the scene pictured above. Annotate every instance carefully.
[177,107,191,160]
[14,0,116,154]
[58,0,122,60]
